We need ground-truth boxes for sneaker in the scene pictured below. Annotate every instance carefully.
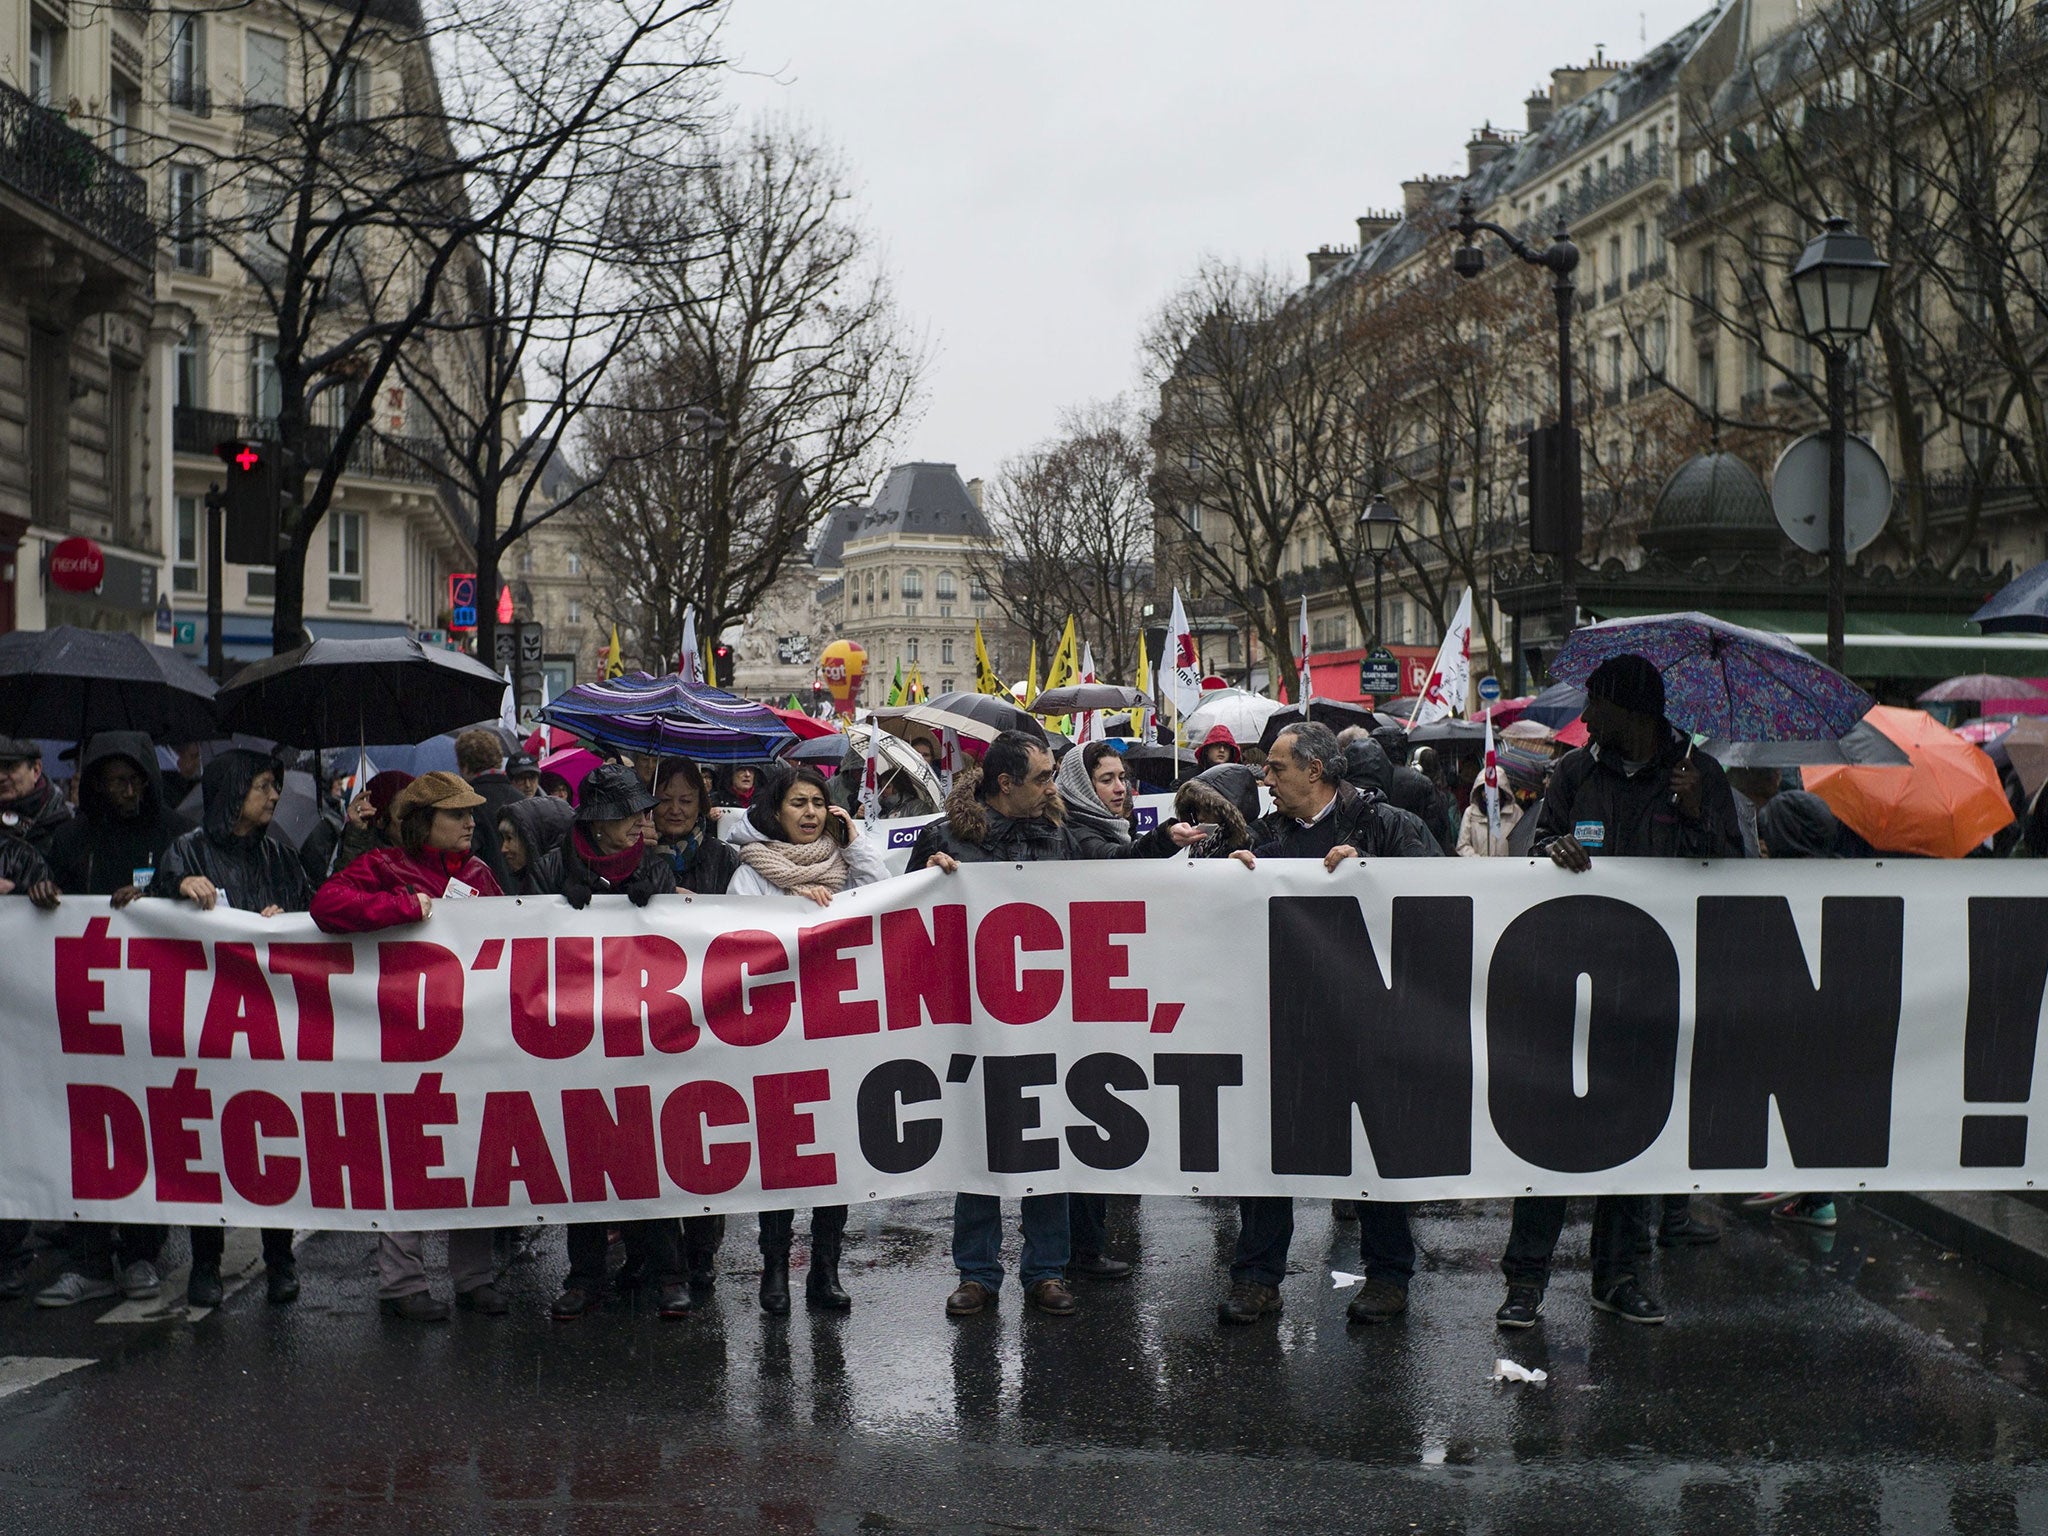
[34,1269,118,1309]
[1025,1277,1077,1316]
[945,1279,993,1317]
[455,1283,509,1316]
[1772,1197,1838,1229]
[1067,1252,1133,1282]
[120,1260,161,1300]
[186,1262,224,1309]
[1591,1280,1667,1324]
[380,1292,451,1322]
[1217,1281,1283,1326]
[1345,1277,1409,1325]
[1495,1285,1544,1330]
[0,1250,37,1300]
[1657,1214,1721,1247]
[1741,1192,1787,1209]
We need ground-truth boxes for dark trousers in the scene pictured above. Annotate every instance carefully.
[682,1214,724,1272]
[1232,1196,1294,1286]
[79,1223,165,1268]
[1501,1195,1649,1294]
[758,1206,847,1259]
[566,1218,681,1293]
[1357,1201,1416,1290]
[0,1220,24,1259]
[190,1227,294,1270]
[1069,1193,1108,1258]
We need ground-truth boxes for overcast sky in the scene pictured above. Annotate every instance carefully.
[714,0,1713,488]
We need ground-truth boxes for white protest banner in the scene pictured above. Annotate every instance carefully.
[6,858,2043,1231]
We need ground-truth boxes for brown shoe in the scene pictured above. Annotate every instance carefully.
[1217,1281,1282,1325]
[945,1279,993,1317]
[1025,1277,1077,1316]
[1344,1277,1408,1325]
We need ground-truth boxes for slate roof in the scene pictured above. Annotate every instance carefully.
[808,463,993,570]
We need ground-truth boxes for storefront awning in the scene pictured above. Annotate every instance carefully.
[1584,605,2048,681]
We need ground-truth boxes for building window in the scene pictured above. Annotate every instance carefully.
[168,13,207,111]
[904,601,919,619]
[1648,316,1668,373]
[907,638,919,662]
[1696,346,1718,410]
[900,568,921,599]
[244,31,288,113]
[251,336,280,420]
[246,177,289,276]
[247,567,275,601]
[26,23,57,105]
[1632,223,1647,271]
[865,571,874,604]
[108,79,140,162]
[567,551,581,575]
[170,166,207,272]
[941,638,954,664]
[568,598,581,623]
[517,548,534,574]
[333,58,368,121]
[1607,334,1623,390]
[941,678,954,693]
[935,570,956,601]
[327,508,364,603]
[969,576,988,601]
[173,494,202,592]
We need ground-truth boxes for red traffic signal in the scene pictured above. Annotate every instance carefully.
[214,438,281,565]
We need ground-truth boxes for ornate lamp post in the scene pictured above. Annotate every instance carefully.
[1357,489,1404,645]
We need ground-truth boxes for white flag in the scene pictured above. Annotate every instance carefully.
[1077,642,1102,744]
[1297,593,1314,704]
[858,725,882,828]
[935,725,960,800]
[1483,708,1501,851]
[1163,589,1202,718]
[678,608,701,684]
[1410,588,1473,728]
[499,665,518,733]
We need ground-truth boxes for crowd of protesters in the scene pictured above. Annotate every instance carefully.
[0,652,2038,1338]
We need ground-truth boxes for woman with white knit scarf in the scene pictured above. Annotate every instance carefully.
[723,764,890,1312]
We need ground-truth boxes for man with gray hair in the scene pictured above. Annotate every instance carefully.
[1217,721,1439,1328]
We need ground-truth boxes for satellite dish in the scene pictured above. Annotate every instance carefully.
[1770,432,1892,557]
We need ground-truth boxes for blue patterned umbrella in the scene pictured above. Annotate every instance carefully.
[1551,613,1871,742]
[538,673,798,764]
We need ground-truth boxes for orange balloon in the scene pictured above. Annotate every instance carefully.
[820,640,867,716]
[1803,705,2015,859]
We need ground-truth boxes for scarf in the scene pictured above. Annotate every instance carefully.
[1054,747,1130,848]
[572,825,645,885]
[735,833,849,894]
[663,824,710,874]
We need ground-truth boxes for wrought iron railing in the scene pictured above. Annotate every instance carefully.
[172,404,444,486]
[0,79,152,264]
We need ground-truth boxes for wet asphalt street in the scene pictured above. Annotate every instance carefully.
[1,1193,2046,1534]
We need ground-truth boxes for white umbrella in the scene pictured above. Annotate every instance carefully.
[839,722,944,812]
[1184,688,1286,746]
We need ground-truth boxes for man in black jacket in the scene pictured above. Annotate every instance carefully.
[0,736,69,855]
[48,733,188,901]
[914,732,1085,1320]
[1219,722,1440,1328]
[1495,653,1744,1332]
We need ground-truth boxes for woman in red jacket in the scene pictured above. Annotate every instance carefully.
[310,772,505,1322]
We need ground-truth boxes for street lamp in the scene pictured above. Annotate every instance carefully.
[1450,192,1582,636]
[1790,216,1888,673]
[1357,490,1404,645]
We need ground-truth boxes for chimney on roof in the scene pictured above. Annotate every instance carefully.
[1401,175,1447,217]
[1355,209,1399,247]
[965,477,983,511]
[1466,122,1513,176]
[1307,244,1349,283]
[1525,88,1553,134]
[1551,51,1623,107]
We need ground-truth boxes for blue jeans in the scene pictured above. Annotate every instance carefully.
[953,1193,1069,1291]
[1357,1201,1416,1290]
[1232,1196,1294,1286]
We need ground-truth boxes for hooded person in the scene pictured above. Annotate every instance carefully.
[1195,724,1241,768]
[0,735,70,855]
[147,750,312,916]
[1351,727,1455,850]
[649,757,740,896]
[495,793,576,896]
[1455,747,1547,858]
[527,763,676,912]
[307,771,506,1321]
[46,733,186,899]
[1168,762,1261,858]
[326,769,415,878]
[1053,741,1203,861]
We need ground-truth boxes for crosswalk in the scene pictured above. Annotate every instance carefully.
[96,1228,275,1325]
[0,1355,93,1401]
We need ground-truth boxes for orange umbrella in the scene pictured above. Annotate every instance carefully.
[1803,705,2014,858]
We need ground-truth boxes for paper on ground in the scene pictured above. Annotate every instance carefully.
[1492,1359,1548,1383]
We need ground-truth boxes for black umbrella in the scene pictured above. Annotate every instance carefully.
[886,691,1045,744]
[214,636,509,749]
[787,734,856,764]
[1406,719,1488,749]
[0,625,218,743]
[1700,722,1911,768]
[1256,699,1393,752]
[1029,683,1148,715]
[1522,682,1587,728]
[1122,742,1196,788]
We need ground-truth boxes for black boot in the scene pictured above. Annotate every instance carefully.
[759,1255,790,1315]
[806,1241,851,1312]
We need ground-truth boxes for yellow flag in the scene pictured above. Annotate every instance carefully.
[704,643,718,690]
[603,626,624,680]
[973,623,1006,696]
[1043,616,1079,692]
[1026,642,1040,706]
[1131,631,1151,737]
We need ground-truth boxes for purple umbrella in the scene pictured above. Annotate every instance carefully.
[1551,612,1872,742]
[539,672,798,764]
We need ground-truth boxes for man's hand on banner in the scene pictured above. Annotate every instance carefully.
[927,853,960,874]
[1229,850,1257,869]
[110,885,141,908]
[1322,844,1359,873]
[1546,836,1592,873]
[26,880,59,909]
[179,875,221,910]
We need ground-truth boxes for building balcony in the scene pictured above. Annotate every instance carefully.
[0,78,153,268]
[1602,279,1622,304]
[172,404,446,487]
[167,79,212,117]
[1518,143,1668,241]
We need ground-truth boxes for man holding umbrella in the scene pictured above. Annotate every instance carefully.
[1497,654,1744,1331]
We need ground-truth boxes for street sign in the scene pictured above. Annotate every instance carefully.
[451,606,477,630]
[154,591,173,637]
[1478,675,1502,703]
[493,629,517,673]
[417,629,447,647]
[448,573,478,632]
[1359,647,1402,697]
[174,619,198,646]
[1770,433,1892,556]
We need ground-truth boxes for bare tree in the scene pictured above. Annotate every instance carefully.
[574,123,924,672]
[126,0,721,651]
[972,400,1153,683]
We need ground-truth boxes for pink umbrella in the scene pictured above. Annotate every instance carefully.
[1478,695,1533,725]
[539,746,602,801]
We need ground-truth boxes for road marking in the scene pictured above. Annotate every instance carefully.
[97,1229,275,1325]
[0,1356,94,1400]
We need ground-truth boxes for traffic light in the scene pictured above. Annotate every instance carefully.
[215,439,281,566]
[711,641,734,687]
[1525,423,1582,558]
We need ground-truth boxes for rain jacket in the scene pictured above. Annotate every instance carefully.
[497,795,576,896]
[722,814,891,897]
[1196,725,1241,764]
[657,823,741,896]
[1533,728,1745,860]
[311,842,503,932]
[0,774,70,855]
[906,766,1085,869]
[0,831,52,893]
[149,751,314,913]
[1246,778,1440,862]
[1349,737,1455,853]
[1053,747,1178,861]
[1170,768,1256,858]
[47,732,188,894]
[528,827,677,909]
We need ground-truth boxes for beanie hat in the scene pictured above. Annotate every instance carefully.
[1584,653,1665,720]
